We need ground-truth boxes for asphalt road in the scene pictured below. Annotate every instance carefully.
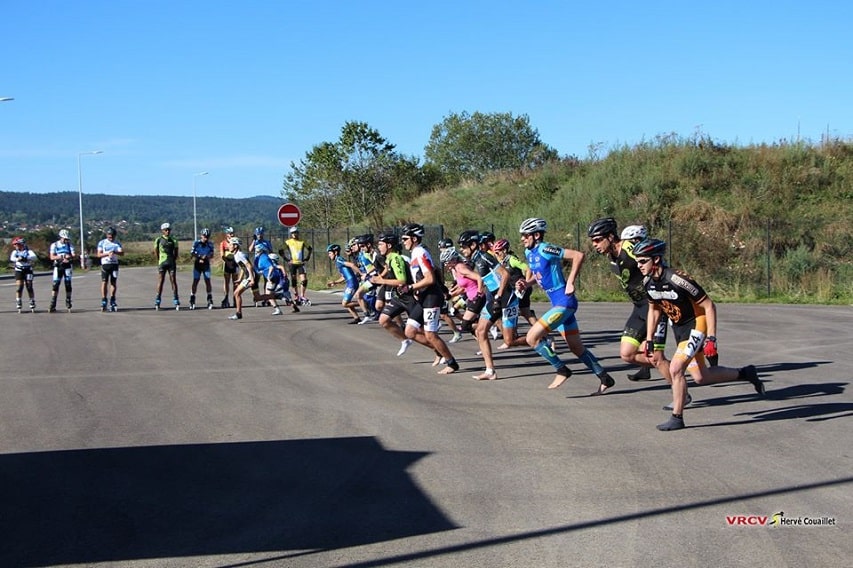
[1,267,851,568]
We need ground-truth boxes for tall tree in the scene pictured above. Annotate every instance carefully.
[282,121,404,228]
[424,111,559,184]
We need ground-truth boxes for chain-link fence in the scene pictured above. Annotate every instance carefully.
[238,219,850,302]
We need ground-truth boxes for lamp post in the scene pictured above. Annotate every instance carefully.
[192,171,208,239]
[77,150,103,269]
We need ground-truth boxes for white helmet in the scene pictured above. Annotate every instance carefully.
[620,225,648,241]
[161,222,171,231]
[268,253,280,262]
[58,229,71,240]
[519,217,547,234]
[289,226,299,234]
[229,237,241,246]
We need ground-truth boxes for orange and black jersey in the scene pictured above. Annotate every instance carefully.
[644,267,708,327]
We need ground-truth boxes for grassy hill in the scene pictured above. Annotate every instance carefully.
[3,135,851,303]
[391,134,852,304]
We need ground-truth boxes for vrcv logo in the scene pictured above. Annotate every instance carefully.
[726,515,770,526]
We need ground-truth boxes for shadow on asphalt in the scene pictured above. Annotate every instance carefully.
[235,475,853,568]
[0,437,456,567]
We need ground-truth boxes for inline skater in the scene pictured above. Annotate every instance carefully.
[219,227,238,308]
[227,237,254,320]
[153,222,180,310]
[519,217,616,393]
[48,229,76,312]
[9,236,37,312]
[283,226,313,306]
[588,218,672,384]
[96,227,124,311]
[398,223,460,375]
[326,243,363,324]
[634,238,764,431]
[189,228,216,309]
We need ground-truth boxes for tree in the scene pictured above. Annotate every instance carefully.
[424,111,559,184]
[282,121,407,228]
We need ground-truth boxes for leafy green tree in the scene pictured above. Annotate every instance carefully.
[424,111,559,184]
[282,121,408,228]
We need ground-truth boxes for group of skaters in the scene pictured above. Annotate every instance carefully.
[8,229,120,314]
[9,216,766,431]
[325,217,766,432]
[7,223,315,319]
[154,223,313,319]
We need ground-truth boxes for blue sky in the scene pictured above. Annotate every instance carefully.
[2,0,851,200]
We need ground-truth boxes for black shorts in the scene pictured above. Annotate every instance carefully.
[101,263,119,282]
[289,264,307,280]
[623,303,668,344]
[15,267,34,283]
[519,286,532,309]
[158,261,177,274]
[382,294,421,324]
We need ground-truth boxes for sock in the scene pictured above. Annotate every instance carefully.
[580,349,604,376]
[534,339,564,370]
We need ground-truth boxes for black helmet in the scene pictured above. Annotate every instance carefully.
[588,217,618,238]
[326,243,341,253]
[401,223,425,239]
[200,228,211,237]
[438,238,453,249]
[457,230,480,246]
[377,232,398,246]
[105,227,117,237]
[355,233,374,245]
[478,231,496,244]
[632,238,667,258]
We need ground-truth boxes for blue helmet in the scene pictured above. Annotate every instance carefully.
[254,226,265,237]
[255,241,270,254]
[633,238,666,258]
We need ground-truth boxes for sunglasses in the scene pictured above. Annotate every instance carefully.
[520,233,533,238]
[401,236,412,241]
[591,236,606,243]
[636,258,653,265]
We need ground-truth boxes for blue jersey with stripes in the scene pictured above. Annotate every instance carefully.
[524,241,571,307]
[335,256,359,286]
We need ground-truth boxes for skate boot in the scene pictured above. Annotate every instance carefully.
[189,294,196,310]
[110,297,118,312]
[31,299,37,313]
[65,298,72,312]
[16,299,22,313]
[101,298,108,312]
[221,297,230,309]
[207,295,214,310]
[173,297,181,311]
[154,295,161,310]
[48,299,56,313]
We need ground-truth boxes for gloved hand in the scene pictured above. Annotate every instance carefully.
[644,340,655,358]
[703,336,718,357]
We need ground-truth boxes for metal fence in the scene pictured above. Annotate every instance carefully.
[249,220,850,302]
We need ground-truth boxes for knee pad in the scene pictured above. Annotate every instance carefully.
[460,319,474,333]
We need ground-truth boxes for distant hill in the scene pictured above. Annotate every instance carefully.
[0,191,286,239]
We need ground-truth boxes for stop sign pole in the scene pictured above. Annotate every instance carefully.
[277,203,302,228]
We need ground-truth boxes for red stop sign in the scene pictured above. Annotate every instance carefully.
[277,203,302,227]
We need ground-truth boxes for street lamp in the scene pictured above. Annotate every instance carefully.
[77,150,103,269]
[192,171,208,239]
